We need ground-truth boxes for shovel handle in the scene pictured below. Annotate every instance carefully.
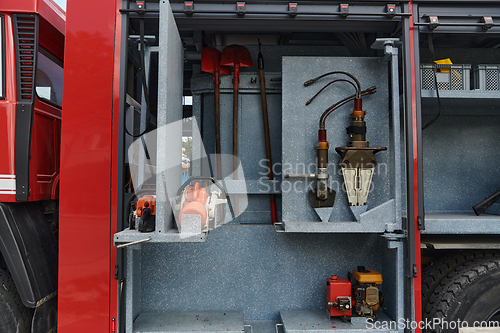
[214,74,223,181]
[259,66,277,224]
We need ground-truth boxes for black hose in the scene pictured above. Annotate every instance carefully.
[304,71,361,98]
[320,86,376,129]
[305,79,358,106]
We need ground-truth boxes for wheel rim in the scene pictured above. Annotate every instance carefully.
[487,308,500,322]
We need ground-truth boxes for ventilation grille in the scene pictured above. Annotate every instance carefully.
[486,69,499,90]
[13,14,38,101]
[421,68,435,90]
[421,64,471,91]
[473,65,500,90]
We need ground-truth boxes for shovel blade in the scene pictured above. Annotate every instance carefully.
[201,47,231,75]
[220,45,254,68]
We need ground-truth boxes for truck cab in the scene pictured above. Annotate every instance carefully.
[0,0,64,332]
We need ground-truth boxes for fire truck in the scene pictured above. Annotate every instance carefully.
[4,0,500,333]
[0,0,63,332]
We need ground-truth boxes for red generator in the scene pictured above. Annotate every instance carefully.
[326,276,352,318]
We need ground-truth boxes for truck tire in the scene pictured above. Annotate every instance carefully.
[421,251,500,312]
[0,268,32,333]
[424,257,500,333]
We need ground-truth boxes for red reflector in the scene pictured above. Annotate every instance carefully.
[290,4,296,7]
[238,3,244,6]
[111,318,116,333]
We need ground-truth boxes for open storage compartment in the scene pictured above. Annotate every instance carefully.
[123,226,405,333]
[114,1,411,333]
[419,49,500,234]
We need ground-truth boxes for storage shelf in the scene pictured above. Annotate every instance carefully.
[276,200,398,233]
[280,310,397,333]
[421,90,500,114]
[114,228,207,245]
[133,312,244,333]
[276,221,388,233]
[422,213,500,235]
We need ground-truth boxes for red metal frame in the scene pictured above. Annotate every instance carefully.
[408,1,422,331]
[58,0,120,331]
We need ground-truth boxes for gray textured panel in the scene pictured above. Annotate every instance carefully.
[126,248,142,333]
[282,57,391,224]
[422,214,500,234]
[381,240,403,323]
[140,225,392,321]
[156,0,184,233]
[422,115,500,214]
[133,312,244,333]
[280,310,398,333]
[421,90,500,113]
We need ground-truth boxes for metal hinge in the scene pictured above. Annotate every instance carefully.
[412,264,418,278]
[417,215,424,230]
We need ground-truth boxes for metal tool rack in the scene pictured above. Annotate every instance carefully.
[114,1,415,333]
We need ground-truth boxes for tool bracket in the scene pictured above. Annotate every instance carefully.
[482,16,494,30]
[236,2,246,16]
[339,4,349,18]
[288,3,298,17]
[428,15,439,30]
[386,4,396,18]
[184,1,194,15]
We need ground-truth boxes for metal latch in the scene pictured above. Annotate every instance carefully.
[386,4,396,18]
[288,3,298,17]
[184,1,194,15]
[428,16,439,30]
[482,16,494,30]
[339,4,349,18]
[236,2,246,16]
[136,0,145,10]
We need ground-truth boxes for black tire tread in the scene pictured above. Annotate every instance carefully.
[421,251,500,311]
[0,268,33,333]
[424,257,500,332]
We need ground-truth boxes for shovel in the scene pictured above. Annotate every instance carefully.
[201,47,231,182]
[257,40,277,224]
[221,45,253,215]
